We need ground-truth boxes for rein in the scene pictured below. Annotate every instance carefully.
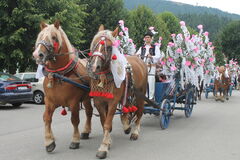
[144,56,153,73]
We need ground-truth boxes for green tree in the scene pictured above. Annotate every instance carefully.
[155,15,170,52]
[128,5,171,52]
[214,38,225,66]
[178,13,232,41]
[159,12,181,35]
[128,5,156,49]
[0,0,86,74]
[80,0,126,52]
[219,20,240,62]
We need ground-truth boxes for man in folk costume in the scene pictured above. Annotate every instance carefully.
[136,31,161,101]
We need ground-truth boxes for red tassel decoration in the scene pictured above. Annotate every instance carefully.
[89,91,114,99]
[53,42,59,53]
[128,107,133,112]
[88,52,92,56]
[111,54,117,60]
[131,106,138,112]
[122,106,129,113]
[107,93,114,99]
[100,40,105,45]
[61,107,67,116]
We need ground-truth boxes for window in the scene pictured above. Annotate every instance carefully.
[23,74,38,82]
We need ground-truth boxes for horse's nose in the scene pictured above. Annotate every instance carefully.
[92,64,99,73]
[33,47,41,59]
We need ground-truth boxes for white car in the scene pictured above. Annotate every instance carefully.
[15,72,45,104]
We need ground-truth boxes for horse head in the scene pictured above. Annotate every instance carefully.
[218,66,226,74]
[88,25,118,76]
[33,21,73,66]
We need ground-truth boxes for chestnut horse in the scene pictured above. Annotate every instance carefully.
[87,25,147,159]
[214,66,230,102]
[32,21,93,152]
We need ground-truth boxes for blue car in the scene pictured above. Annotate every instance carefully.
[0,72,33,107]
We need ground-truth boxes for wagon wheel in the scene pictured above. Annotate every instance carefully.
[184,88,194,118]
[160,99,171,129]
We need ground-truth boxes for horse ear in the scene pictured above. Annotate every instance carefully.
[40,22,47,30]
[112,27,119,38]
[54,20,60,29]
[98,24,105,32]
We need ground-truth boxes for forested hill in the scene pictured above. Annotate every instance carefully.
[124,0,240,20]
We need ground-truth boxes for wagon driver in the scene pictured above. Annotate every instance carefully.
[136,30,161,101]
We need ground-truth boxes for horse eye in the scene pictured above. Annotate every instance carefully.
[52,36,58,41]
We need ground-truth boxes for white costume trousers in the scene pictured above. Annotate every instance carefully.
[146,66,156,100]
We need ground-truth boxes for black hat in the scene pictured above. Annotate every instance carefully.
[144,31,153,37]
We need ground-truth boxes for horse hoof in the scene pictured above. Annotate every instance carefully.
[46,141,56,152]
[80,133,90,139]
[69,142,80,149]
[130,133,138,141]
[96,151,107,159]
[124,127,131,134]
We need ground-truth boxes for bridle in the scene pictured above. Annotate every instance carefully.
[36,38,79,76]
[87,36,113,78]
[36,39,75,65]
[36,40,56,64]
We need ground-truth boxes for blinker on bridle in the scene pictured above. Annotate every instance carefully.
[91,36,107,60]
[36,39,60,63]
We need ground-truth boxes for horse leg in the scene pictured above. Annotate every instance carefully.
[226,87,229,100]
[96,103,117,159]
[95,102,107,130]
[121,113,131,134]
[69,103,81,149]
[81,98,93,139]
[214,87,219,101]
[130,99,144,141]
[220,89,225,102]
[199,90,202,100]
[43,103,56,152]
[199,81,203,100]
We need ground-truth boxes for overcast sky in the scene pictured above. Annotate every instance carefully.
[170,0,240,15]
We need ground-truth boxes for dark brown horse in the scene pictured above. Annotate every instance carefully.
[32,21,93,152]
[88,25,147,159]
[214,66,231,102]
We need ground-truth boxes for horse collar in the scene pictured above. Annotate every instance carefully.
[43,55,78,76]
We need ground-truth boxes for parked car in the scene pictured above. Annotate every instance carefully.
[0,72,33,107]
[15,72,45,104]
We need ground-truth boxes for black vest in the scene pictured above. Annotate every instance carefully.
[140,44,155,60]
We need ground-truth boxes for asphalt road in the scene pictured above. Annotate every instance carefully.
[0,90,240,160]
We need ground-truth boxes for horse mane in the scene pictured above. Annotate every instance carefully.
[90,30,115,51]
[35,24,74,52]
